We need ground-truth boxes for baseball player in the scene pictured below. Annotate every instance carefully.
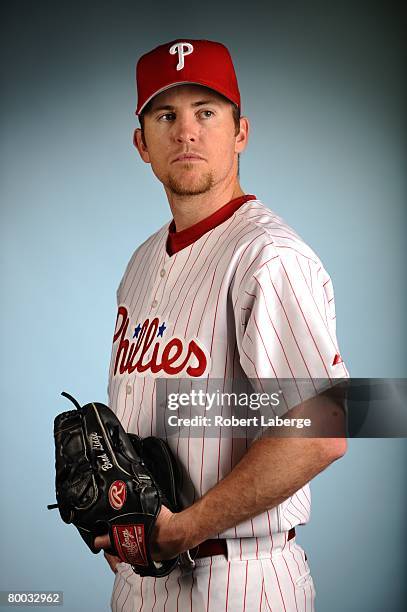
[95,39,349,611]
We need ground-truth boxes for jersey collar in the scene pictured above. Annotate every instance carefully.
[166,194,256,256]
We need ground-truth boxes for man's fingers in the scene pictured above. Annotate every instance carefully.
[94,533,111,550]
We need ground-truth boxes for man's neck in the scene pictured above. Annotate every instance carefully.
[165,180,245,233]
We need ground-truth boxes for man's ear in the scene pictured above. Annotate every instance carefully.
[235,116,249,154]
[133,128,151,163]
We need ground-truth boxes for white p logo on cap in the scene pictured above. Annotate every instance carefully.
[169,42,194,71]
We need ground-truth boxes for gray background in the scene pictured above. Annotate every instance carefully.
[1,0,406,610]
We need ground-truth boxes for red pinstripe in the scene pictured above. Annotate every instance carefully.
[176,575,181,612]
[122,382,133,435]
[308,260,313,294]
[135,377,146,435]
[321,289,330,327]
[225,562,231,611]
[190,573,194,612]
[216,329,233,489]
[263,577,273,612]
[138,577,144,612]
[152,577,157,611]
[124,380,135,432]
[301,486,310,505]
[266,511,273,554]
[288,539,302,576]
[206,556,213,612]
[163,575,170,611]
[243,560,248,611]
[243,333,266,391]
[259,577,264,611]
[121,375,129,426]
[291,542,308,611]
[187,380,193,499]
[150,379,156,437]
[232,337,240,380]
[271,558,287,612]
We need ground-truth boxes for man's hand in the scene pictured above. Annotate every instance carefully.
[150,505,188,560]
[94,505,190,568]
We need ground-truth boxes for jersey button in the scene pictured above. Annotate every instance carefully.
[126,385,132,395]
[152,299,158,308]
[160,269,166,278]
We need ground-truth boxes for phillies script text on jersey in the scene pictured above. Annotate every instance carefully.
[112,306,208,377]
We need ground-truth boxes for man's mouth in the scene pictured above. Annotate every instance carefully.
[172,154,205,163]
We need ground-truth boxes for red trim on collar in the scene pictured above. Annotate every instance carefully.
[166,194,256,255]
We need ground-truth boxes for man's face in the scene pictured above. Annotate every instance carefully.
[134,85,247,197]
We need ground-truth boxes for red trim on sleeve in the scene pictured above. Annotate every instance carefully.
[166,194,256,255]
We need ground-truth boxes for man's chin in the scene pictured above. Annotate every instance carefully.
[166,172,214,197]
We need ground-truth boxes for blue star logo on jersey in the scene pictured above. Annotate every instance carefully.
[133,324,141,338]
[157,322,166,337]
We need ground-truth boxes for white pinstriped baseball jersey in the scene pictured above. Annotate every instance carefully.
[107,195,347,610]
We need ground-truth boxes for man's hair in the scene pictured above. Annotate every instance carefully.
[138,97,241,174]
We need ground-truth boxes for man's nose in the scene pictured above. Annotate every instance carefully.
[173,115,198,143]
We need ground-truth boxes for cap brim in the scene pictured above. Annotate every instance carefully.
[137,80,239,115]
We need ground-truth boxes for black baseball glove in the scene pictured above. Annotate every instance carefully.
[47,392,182,577]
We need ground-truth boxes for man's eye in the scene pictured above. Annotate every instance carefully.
[159,113,175,121]
[200,110,214,119]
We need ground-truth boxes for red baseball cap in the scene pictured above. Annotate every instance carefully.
[135,39,241,116]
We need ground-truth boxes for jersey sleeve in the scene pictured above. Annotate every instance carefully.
[234,249,349,416]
